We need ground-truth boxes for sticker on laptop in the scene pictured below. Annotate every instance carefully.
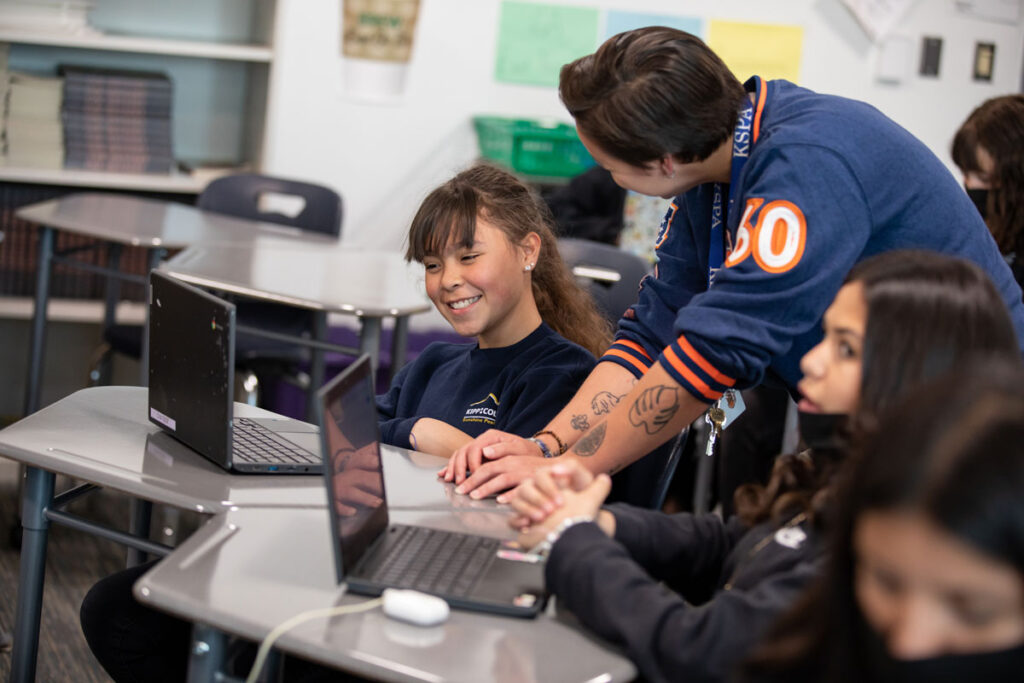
[513,593,538,608]
[497,549,543,564]
[150,407,176,431]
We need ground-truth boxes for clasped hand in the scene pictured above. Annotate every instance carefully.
[506,460,614,550]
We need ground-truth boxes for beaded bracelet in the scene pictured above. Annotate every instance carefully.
[532,429,567,455]
[528,515,594,556]
[528,436,554,459]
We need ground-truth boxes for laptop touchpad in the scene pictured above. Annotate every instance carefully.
[248,417,319,434]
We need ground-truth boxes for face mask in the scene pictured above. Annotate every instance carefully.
[797,410,848,452]
[967,188,989,220]
[860,610,1024,683]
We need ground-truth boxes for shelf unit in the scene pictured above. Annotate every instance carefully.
[0,0,277,190]
[0,28,273,62]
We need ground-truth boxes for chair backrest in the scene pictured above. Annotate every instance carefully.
[557,237,650,324]
[197,173,343,237]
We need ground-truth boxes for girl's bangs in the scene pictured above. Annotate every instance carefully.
[406,187,479,262]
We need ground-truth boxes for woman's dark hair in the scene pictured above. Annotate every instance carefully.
[735,250,1019,526]
[952,95,1024,257]
[559,27,746,166]
[405,163,613,357]
[740,360,1024,683]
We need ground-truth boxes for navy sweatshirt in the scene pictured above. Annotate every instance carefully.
[604,77,1024,402]
[376,323,595,448]
[547,504,823,683]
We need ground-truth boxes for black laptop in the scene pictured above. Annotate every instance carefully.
[147,270,322,474]
[317,355,547,617]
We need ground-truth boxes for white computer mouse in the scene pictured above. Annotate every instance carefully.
[381,589,450,627]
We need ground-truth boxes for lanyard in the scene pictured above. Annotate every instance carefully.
[709,99,756,285]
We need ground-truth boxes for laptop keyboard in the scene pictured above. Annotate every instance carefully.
[232,418,319,464]
[369,525,500,597]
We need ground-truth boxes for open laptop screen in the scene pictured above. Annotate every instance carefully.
[318,356,388,583]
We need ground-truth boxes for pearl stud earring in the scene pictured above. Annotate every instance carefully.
[524,263,534,271]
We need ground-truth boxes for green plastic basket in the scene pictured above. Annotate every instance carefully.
[473,116,595,178]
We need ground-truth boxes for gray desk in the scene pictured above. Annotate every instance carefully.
[161,240,431,418]
[135,461,635,682]
[0,386,327,683]
[15,192,339,416]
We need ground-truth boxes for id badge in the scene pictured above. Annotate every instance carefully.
[717,388,746,429]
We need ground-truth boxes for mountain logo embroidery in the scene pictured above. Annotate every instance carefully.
[462,393,500,426]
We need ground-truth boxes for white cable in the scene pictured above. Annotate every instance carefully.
[244,597,384,683]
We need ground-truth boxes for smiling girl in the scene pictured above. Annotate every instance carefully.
[505,250,1019,683]
[376,162,612,458]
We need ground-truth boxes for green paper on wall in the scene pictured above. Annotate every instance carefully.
[495,1,599,87]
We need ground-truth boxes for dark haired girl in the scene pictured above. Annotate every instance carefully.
[741,360,1024,683]
[953,94,1024,290]
[508,250,1019,683]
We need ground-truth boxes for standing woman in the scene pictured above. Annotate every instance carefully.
[741,361,1024,683]
[447,27,1024,500]
[952,94,1024,289]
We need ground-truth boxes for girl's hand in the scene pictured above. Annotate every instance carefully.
[438,430,541,485]
[507,461,596,528]
[515,474,613,550]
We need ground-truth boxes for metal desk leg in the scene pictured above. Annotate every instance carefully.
[23,226,54,416]
[138,247,165,387]
[305,311,328,423]
[358,317,383,377]
[390,315,411,381]
[187,623,228,683]
[94,243,124,385]
[126,499,153,567]
[10,466,56,683]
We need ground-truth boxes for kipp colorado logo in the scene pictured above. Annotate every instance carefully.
[462,393,499,426]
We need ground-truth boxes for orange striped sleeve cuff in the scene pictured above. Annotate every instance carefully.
[658,334,736,403]
[599,340,654,378]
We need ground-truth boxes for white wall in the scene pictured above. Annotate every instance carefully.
[263,0,1024,250]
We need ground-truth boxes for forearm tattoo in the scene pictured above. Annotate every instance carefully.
[628,385,681,435]
[570,414,590,431]
[591,391,625,415]
[573,422,607,457]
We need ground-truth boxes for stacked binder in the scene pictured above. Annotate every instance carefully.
[60,65,173,174]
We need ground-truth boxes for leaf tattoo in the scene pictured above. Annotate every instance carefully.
[571,414,590,431]
[574,422,607,457]
[628,385,680,435]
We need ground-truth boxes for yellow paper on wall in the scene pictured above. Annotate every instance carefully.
[707,20,804,84]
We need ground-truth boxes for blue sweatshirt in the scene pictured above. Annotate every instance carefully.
[604,77,1024,402]
[376,323,595,448]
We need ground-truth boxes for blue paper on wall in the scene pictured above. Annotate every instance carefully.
[603,11,703,40]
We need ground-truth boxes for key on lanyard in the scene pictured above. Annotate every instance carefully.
[705,404,726,457]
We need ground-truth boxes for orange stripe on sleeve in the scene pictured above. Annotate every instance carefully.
[616,339,653,362]
[752,77,767,144]
[662,346,721,401]
[604,349,650,375]
[676,335,736,387]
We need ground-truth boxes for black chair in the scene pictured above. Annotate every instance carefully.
[557,237,650,323]
[94,174,343,406]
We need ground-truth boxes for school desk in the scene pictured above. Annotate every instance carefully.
[134,483,635,682]
[15,192,340,416]
[0,386,327,683]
